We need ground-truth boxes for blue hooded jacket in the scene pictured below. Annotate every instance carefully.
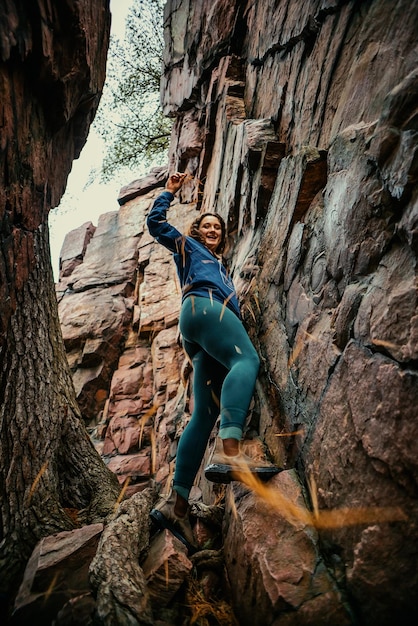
[147,191,241,318]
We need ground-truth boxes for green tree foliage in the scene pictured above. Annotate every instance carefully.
[94,0,171,180]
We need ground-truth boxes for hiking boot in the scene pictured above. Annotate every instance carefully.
[204,451,282,484]
[150,491,198,554]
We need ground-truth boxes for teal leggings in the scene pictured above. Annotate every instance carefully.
[173,296,260,500]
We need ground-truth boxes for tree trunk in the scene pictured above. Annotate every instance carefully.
[0,2,116,612]
[0,222,120,603]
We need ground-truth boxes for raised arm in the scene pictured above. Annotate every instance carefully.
[146,173,187,253]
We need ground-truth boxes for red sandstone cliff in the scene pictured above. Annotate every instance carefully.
[5,1,418,625]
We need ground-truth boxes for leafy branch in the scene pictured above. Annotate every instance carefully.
[93,0,171,181]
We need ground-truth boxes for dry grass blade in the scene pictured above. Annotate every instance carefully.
[180,235,187,267]
[187,578,238,626]
[174,273,181,294]
[138,404,158,448]
[232,466,407,529]
[27,460,49,504]
[288,335,304,368]
[252,291,261,314]
[43,571,60,606]
[227,488,237,520]
[219,293,234,321]
[288,329,319,368]
[211,389,220,408]
[372,338,399,350]
[275,429,305,437]
[165,559,169,588]
[311,505,407,529]
[262,321,276,340]
[213,485,227,506]
[308,474,319,521]
[114,477,131,510]
[150,429,157,475]
[164,460,175,494]
[233,468,311,525]
[245,302,257,323]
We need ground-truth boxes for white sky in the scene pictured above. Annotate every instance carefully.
[48,0,140,280]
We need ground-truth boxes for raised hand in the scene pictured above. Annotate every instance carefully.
[166,172,187,194]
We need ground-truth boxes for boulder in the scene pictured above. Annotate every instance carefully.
[223,472,351,626]
[12,525,103,626]
[142,530,193,605]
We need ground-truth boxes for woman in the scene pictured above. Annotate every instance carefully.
[147,173,279,552]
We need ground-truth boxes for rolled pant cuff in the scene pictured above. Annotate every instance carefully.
[219,426,243,440]
[173,483,190,501]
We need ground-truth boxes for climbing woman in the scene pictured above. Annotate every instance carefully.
[147,172,279,552]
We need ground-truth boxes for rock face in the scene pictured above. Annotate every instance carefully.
[56,1,418,624]
[56,183,197,498]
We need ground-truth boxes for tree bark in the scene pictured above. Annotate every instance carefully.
[0,223,120,603]
[0,2,116,613]
[89,488,157,626]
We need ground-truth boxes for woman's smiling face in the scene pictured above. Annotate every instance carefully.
[197,215,223,252]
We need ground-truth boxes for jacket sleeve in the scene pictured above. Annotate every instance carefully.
[146,191,183,254]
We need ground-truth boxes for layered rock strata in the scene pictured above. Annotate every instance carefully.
[56,174,196,496]
[55,1,418,624]
[160,1,418,623]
